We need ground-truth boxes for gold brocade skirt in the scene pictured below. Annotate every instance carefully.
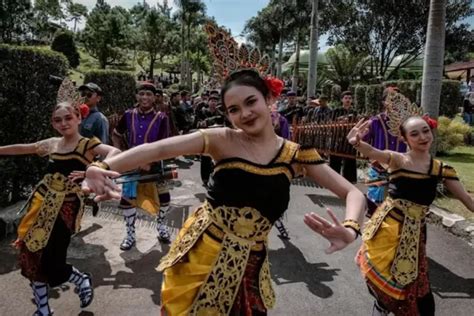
[159,202,274,316]
[161,232,221,316]
[357,200,431,315]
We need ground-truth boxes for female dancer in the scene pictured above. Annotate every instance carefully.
[83,69,366,315]
[347,117,473,316]
[0,102,120,316]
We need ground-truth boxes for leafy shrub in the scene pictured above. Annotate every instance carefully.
[351,80,461,116]
[51,30,80,68]
[439,80,462,118]
[0,44,68,206]
[354,85,367,113]
[330,84,341,103]
[83,69,136,116]
[321,83,332,100]
[436,116,470,154]
[364,84,384,114]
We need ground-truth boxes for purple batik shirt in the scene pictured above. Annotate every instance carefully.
[116,108,170,148]
[364,113,407,152]
[271,111,290,139]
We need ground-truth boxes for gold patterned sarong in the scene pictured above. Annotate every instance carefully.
[363,197,428,286]
[17,173,85,253]
[158,201,275,316]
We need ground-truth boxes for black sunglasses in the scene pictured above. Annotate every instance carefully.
[80,91,94,98]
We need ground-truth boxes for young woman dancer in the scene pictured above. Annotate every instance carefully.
[83,69,367,315]
[0,102,119,315]
[347,116,473,316]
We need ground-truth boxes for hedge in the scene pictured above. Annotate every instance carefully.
[83,70,136,116]
[351,80,461,117]
[354,85,367,113]
[364,84,384,114]
[0,44,68,206]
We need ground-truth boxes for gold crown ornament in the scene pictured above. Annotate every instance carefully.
[385,92,424,137]
[56,77,88,117]
[204,22,272,84]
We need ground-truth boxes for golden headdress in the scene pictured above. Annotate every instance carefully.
[56,77,88,117]
[204,22,272,85]
[385,92,424,137]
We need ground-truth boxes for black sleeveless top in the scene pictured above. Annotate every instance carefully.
[45,137,101,176]
[388,158,458,206]
[206,141,325,223]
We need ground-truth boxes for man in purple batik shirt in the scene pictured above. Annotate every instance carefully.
[112,82,172,250]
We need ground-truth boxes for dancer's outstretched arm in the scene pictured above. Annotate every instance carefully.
[83,129,226,200]
[304,163,366,254]
[444,179,474,212]
[346,119,403,168]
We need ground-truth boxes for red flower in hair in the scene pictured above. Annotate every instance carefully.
[422,114,437,129]
[264,76,284,97]
[79,104,90,119]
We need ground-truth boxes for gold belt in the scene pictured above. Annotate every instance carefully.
[363,197,429,286]
[158,201,275,315]
[23,173,84,252]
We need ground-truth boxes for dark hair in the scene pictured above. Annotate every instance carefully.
[170,92,180,99]
[341,91,353,98]
[180,90,189,97]
[220,69,270,108]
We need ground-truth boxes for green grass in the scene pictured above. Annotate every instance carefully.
[435,146,474,221]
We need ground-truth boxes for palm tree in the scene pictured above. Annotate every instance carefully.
[287,0,312,92]
[174,0,206,88]
[421,0,447,118]
[307,0,319,98]
[325,45,369,91]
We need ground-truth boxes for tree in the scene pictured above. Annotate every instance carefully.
[325,45,369,91]
[287,0,312,92]
[307,0,319,98]
[421,0,447,119]
[444,24,474,64]
[0,0,33,43]
[174,0,207,88]
[66,2,88,33]
[82,0,132,69]
[51,30,80,68]
[323,0,472,79]
[137,8,169,78]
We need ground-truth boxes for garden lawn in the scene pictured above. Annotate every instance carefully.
[435,146,474,221]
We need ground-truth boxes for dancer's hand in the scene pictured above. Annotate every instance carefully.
[347,119,370,145]
[82,166,121,202]
[304,208,357,254]
[69,170,85,182]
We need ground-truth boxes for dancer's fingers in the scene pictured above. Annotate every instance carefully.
[304,214,324,233]
[326,209,341,226]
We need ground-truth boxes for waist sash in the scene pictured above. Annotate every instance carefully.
[20,173,84,252]
[158,201,275,315]
[363,197,429,286]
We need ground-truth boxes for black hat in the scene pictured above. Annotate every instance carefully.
[208,95,219,101]
[78,82,103,95]
[155,89,163,96]
[136,82,157,94]
[286,91,296,97]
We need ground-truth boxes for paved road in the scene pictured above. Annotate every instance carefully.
[0,162,473,315]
